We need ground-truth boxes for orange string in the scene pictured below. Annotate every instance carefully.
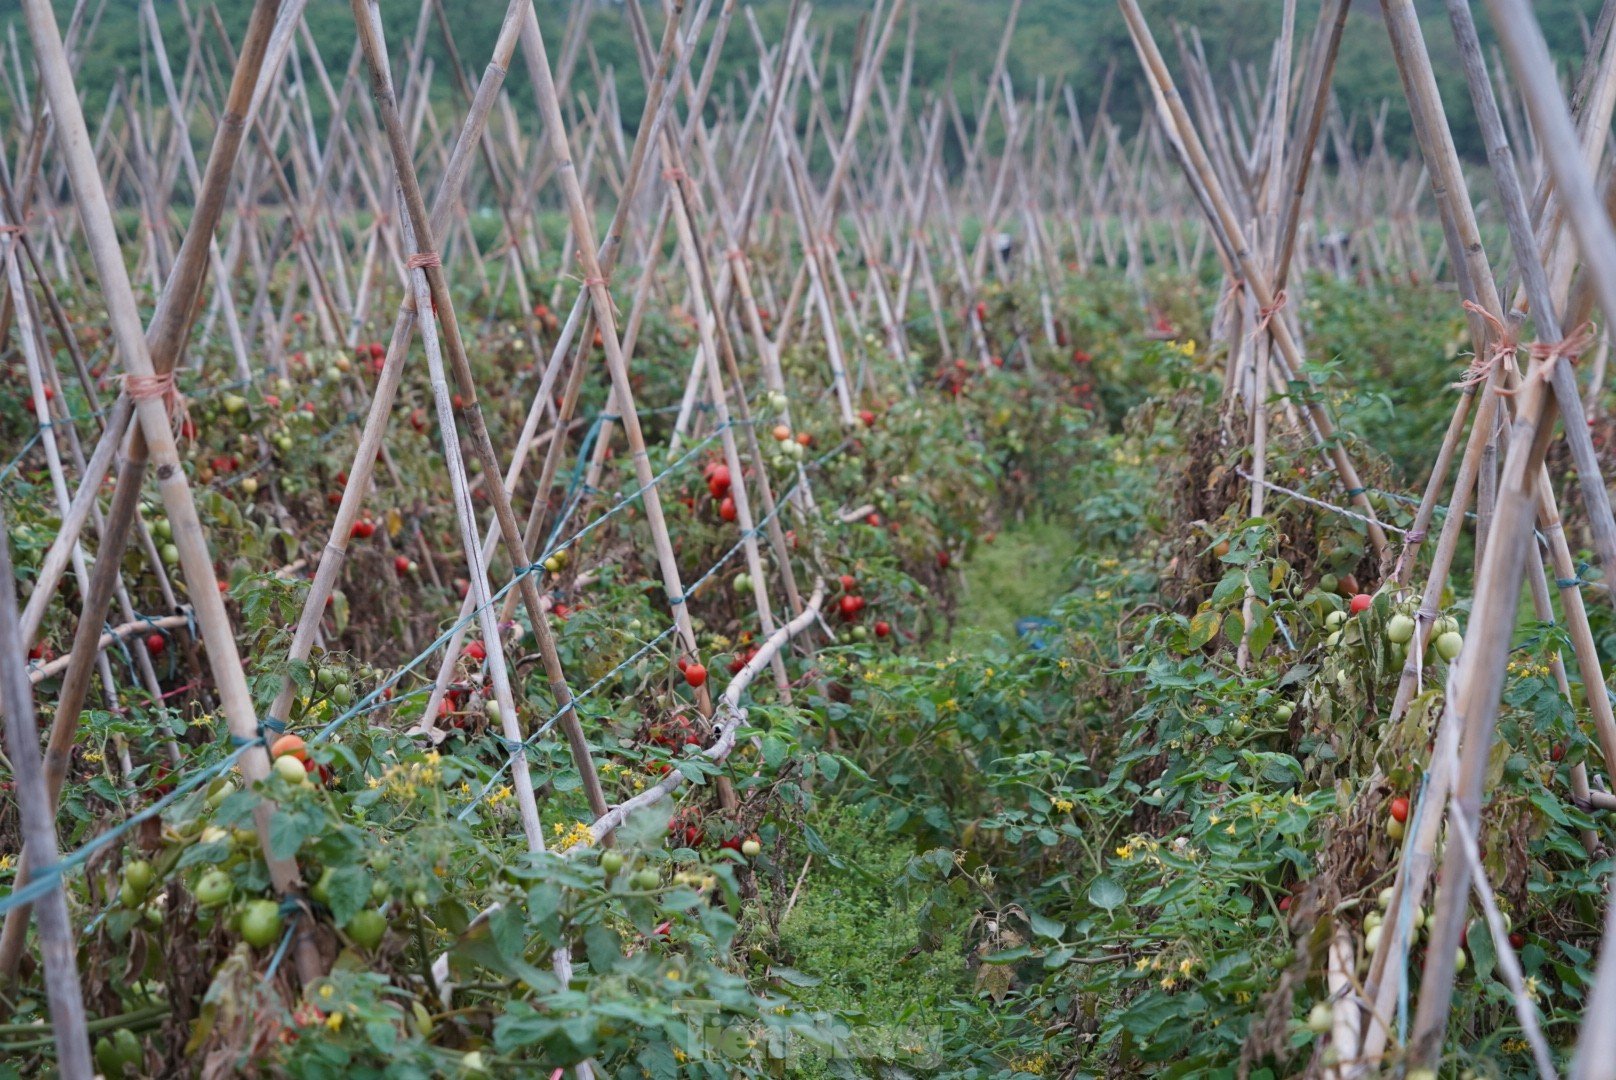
[123,371,190,441]
[1453,299,1518,391]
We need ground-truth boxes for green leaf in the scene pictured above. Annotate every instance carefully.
[1247,608,1277,657]
[177,839,231,870]
[801,823,848,870]
[583,924,622,974]
[769,965,822,987]
[1089,876,1126,912]
[1210,572,1245,608]
[267,807,319,860]
[1026,910,1065,940]
[1222,609,1245,644]
[325,865,370,926]
[1467,919,1498,983]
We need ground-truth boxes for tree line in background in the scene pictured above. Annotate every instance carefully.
[0,0,1604,172]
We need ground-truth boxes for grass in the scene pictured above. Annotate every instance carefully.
[770,804,975,1077]
[948,516,1078,652]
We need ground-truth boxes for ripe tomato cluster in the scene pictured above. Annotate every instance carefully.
[354,340,386,374]
[678,658,707,688]
[647,714,702,752]
[270,733,334,786]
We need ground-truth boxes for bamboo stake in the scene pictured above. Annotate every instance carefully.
[514,1,718,718]
[6,0,320,985]
[418,0,706,732]
[0,509,93,1079]
[1118,0,1391,562]
[351,0,609,821]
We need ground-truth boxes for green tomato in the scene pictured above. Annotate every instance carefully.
[154,519,173,541]
[331,683,355,707]
[631,869,661,891]
[1434,631,1463,661]
[346,908,387,950]
[94,1028,142,1077]
[240,899,283,948]
[194,869,233,908]
[1307,1001,1333,1035]
[600,850,625,876]
[1386,613,1415,644]
[122,859,155,897]
[310,867,334,905]
[161,543,181,565]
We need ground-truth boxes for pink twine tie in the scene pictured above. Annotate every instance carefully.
[123,370,190,441]
[405,251,440,270]
[1248,290,1287,340]
[1506,322,1598,396]
[1453,300,1517,390]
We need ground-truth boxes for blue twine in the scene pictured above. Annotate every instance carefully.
[0,741,255,919]
[454,470,813,818]
[0,407,827,923]
[456,622,681,819]
[0,430,43,484]
[309,416,779,751]
[261,898,303,984]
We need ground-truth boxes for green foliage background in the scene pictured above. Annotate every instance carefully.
[0,0,1603,167]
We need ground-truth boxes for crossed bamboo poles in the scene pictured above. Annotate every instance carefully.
[6,0,1607,1072]
[1117,0,1616,1073]
[0,0,944,1066]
